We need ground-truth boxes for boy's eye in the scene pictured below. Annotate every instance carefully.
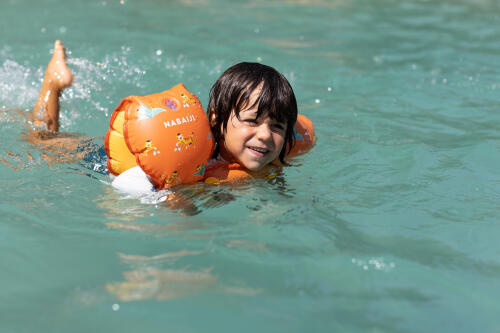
[271,123,286,132]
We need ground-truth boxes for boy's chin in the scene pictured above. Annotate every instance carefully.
[239,161,266,172]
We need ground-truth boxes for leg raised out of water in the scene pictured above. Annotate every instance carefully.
[32,40,73,132]
[24,40,86,163]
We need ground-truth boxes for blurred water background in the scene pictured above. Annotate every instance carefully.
[1,0,500,332]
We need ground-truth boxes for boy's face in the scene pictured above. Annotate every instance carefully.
[219,87,287,171]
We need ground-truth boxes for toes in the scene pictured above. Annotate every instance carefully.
[53,40,66,57]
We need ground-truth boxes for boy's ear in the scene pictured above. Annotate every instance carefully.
[209,108,216,127]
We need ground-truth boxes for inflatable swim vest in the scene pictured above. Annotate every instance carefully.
[105,83,214,188]
[105,85,315,187]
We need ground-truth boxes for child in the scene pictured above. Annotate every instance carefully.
[207,62,297,170]
[32,41,298,193]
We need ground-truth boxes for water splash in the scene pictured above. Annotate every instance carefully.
[0,60,43,110]
[66,52,147,118]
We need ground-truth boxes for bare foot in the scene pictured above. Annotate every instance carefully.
[45,40,73,89]
[32,40,73,132]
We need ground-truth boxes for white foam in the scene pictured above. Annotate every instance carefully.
[0,60,41,110]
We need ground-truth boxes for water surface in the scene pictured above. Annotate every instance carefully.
[1,0,500,332]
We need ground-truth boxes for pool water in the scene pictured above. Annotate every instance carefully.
[1,0,500,331]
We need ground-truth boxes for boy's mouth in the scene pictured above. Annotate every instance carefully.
[248,146,269,156]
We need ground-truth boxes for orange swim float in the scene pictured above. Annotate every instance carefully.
[105,84,316,187]
[105,83,214,188]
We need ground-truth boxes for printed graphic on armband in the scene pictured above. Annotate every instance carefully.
[293,127,304,141]
[136,104,167,120]
[144,140,161,156]
[165,99,179,111]
[163,171,180,185]
[194,163,205,176]
[180,93,197,107]
[174,132,196,152]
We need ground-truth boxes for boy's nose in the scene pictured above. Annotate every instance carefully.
[256,123,272,141]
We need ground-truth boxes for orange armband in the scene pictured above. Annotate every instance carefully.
[105,84,214,188]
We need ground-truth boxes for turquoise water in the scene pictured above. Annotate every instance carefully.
[1,0,500,331]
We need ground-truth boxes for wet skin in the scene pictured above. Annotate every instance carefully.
[219,87,287,171]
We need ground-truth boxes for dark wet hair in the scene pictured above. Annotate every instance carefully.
[207,62,298,164]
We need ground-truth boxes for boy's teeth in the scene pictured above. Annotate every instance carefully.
[251,147,267,153]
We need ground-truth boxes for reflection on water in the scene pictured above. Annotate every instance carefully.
[107,249,263,301]
[118,250,206,266]
[106,266,217,301]
[97,183,240,220]
[105,218,214,238]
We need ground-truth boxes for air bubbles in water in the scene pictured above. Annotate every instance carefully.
[112,303,120,311]
[165,54,186,77]
[351,257,395,272]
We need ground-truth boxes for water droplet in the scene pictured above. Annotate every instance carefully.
[327,87,332,92]
[315,99,320,104]
[156,49,162,56]
[41,27,47,33]
[112,303,120,311]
